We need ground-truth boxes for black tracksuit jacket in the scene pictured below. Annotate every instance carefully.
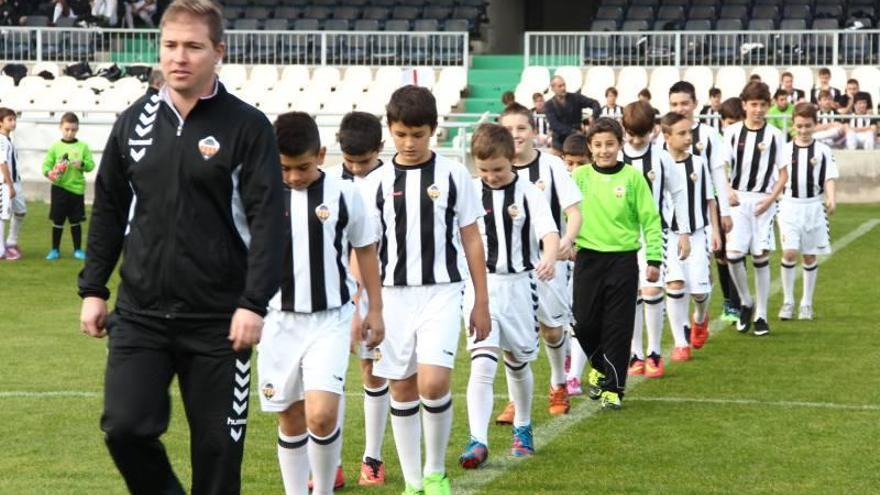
[78,81,284,319]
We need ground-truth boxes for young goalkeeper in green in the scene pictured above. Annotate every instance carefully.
[42,112,95,260]
[570,117,663,410]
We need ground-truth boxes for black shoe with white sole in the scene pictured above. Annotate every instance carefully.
[736,305,753,333]
[753,318,770,336]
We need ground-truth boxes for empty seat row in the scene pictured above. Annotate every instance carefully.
[229,17,469,32]
[224,5,480,22]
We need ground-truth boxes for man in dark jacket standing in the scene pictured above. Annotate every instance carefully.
[543,75,601,152]
[78,1,284,494]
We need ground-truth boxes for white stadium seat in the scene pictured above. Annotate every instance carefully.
[374,66,402,89]
[31,61,60,77]
[829,66,848,92]
[258,90,293,116]
[750,66,780,89]
[248,65,279,91]
[51,75,80,95]
[0,75,14,93]
[279,65,310,91]
[616,67,648,105]
[438,66,467,92]
[18,75,49,91]
[84,76,112,92]
[520,65,550,93]
[312,66,341,89]
[582,66,616,102]
[648,67,680,113]
[786,66,814,95]
[714,67,746,102]
[850,66,880,108]
[683,66,714,104]
[219,64,248,90]
[554,66,583,93]
[64,88,99,110]
[342,66,373,92]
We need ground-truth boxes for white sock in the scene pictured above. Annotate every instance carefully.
[802,262,818,307]
[781,261,797,305]
[727,256,754,307]
[277,430,310,495]
[7,213,22,245]
[390,399,422,489]
[753,256,771,321]
[543,332,567,387]
[505,360,534,427]
[0,220,6,255]
[567,335,588,381]
[643,294,665,356]
[421,393,453,477]
[466,351,498,445]
[693,293,710,324]
[666,288,690,347]
[631,298,645,360]
[335,393,345,466]
[308,427,342,495]
[363,383,389,461]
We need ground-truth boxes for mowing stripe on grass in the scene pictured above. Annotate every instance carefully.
[456,218,879,495]
[628,396,880,411]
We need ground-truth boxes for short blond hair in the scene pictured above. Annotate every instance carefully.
[161,0,224,46]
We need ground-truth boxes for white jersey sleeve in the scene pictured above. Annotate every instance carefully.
[822,143,839,181]
[705,125,731,216]
[549,159,583,209]
[453,163,483,228]
[342,181,379,248]
[660,151,692,234]
[523,182,559,241]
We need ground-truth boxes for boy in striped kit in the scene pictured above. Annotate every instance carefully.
[258,112,385,495]
[660,112,722,362]
[0,107,25,260]
[459,123,560,468]
[723,82,789,336]
[326,111,390,487]
[496,103,582,423]
[621,102,692,379]
[845,92,877,150]
[363,86,491,495]
[778,103,838,321]
[600,87,624,121]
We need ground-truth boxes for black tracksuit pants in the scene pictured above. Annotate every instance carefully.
[572,249,639,396]
[101,308,252,495]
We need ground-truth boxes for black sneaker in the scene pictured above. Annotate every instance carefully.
[753,318,770,336]
[736,305,753,333]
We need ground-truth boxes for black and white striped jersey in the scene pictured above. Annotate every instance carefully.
[782,140,839,199]
[699,105,722,133]
[810,86,842,105]
[363,152,482,287]
[325,159,385,185]
[785,88,806,105]
[661,122,731,215]
[723,122,787,194]
[271,172,378,313]
[817,108,838,125]
[532,111,551,137]
[476,175,557,274]
[0,134,19,182]
[513,150,582,235]
[600,105,623,120]
[670,153,714,233]
[621,142,691,233]
[850,113,879,130]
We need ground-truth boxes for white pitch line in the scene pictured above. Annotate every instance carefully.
[627,396,880,412]
[455,218,879,495]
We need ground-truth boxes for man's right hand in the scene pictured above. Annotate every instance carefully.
[80,297,108,338]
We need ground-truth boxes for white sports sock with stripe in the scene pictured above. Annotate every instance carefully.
[466,352,497,445]
[421,393,453,477]
[362,384,389,461]
[277,430,309,495]
[567,336,588,382]
[781,261,797,306]
[543,332,568,387]
[666,289,690,347]
[802,263,818,307]
[754,256,771,321]
[643,294,665,356]
[693,293,710,324]
[631,298,645,360]
[728,257,754,307]
[308,427,342,495]
[505,361,534,427]
[390,399,422,489]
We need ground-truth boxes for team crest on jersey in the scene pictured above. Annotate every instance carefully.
[535,180,546,191]
[689,172,698,182]
[198,136,220,160]
[261,383,275,399]
[647,170,657,181]
[758,142,767,152]
[372,348,382,362]
[614,185,626,198]
[696,142,705,152]
[426,184,441,200]
[809,157,818,165]
[507,204,520,218]
[315,204,331,222]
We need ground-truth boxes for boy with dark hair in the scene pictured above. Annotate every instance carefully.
[571,117,662,409]
[779,71,806,104]
[700,87,723,132]
[600,87,623,120]
[839,78,860,114]
[749,74,762,83]
[0,107,25,260]
[459,123,559,468]
[810,67,842,107]
[363,85,491,495]
[768,89,795,136]
[720,97,745,129]
[667,80,734,339]
[845,92,877,150]
[327,110,389,487]
[723,81,788,336]
[660,112,720,362]
[814,90,846,148]
[620,102,691,378]
[260,111,384,495]
[42,112,95,260]
[561,132,589,172]
[778,103,838,321]
[495,102,582,422]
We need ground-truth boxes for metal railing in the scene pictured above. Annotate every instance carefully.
[0,27,468,67]
[525,30,880,68]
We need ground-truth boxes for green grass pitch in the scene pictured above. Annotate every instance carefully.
[1,202,879,494]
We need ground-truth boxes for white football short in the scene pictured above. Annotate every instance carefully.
[464,271,540,363]
[638,229,670,289]
[536,260,572,327]
[257,304,353,412]
[778,198,831,255]
[0,182,25,220]
[666,228,713,294]
[372,282,465,380]
[727,192,777,256]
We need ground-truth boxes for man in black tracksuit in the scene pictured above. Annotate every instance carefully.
[78,2,284,494]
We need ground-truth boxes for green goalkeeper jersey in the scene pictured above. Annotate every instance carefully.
[571,162,663,264]
[42,139,96,195]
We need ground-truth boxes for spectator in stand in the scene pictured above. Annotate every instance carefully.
[52,0,76,23]
[780,71,806,104]
[845,92,877,150]
[719,97,744,130]
[124,0,156,28]
[768,89,795,137]
[543,75,600,153]
[91,0,118,26]
[814,90,846,149]
[749,74,762,84]
[147,69,164,94]
[530,92,551,148]
[501,91,515,107]
[2,0,42,25]
[839,79,860,114]
[811,67,842,108]
[700,87,723,132]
